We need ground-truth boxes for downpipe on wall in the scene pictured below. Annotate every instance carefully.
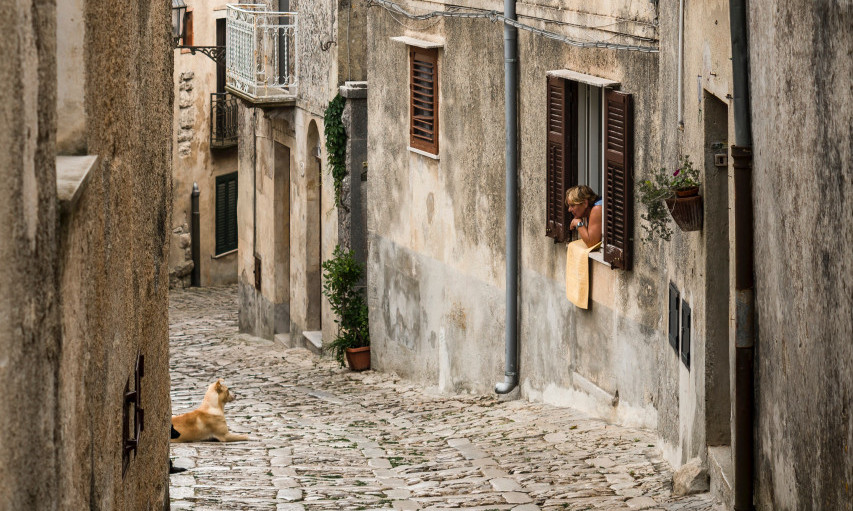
[191,182,200,287]
[495,0,519,395]
[730,0,755,508]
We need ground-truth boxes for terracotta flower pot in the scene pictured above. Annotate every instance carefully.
[665,195,703,232]
[674,187,700,198]
[345,346,371,371]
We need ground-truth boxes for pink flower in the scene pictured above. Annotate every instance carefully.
[673,169,680,177]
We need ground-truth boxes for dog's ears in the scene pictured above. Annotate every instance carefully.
[215,379,224,392]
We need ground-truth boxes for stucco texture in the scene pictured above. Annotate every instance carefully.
[0,0,174,508]
[0,0,60,508]
[748,1,853,509]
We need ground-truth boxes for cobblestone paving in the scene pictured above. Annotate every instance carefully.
[169,286,718,511]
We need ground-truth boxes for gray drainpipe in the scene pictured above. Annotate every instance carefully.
[495,0,519,394]
[729,1,755,509]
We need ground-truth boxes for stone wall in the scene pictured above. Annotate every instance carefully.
[0,0,174,508]
[0,0,60,508]
[748,1,852,509]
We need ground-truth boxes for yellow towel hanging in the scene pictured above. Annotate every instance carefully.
[565,239,601,309]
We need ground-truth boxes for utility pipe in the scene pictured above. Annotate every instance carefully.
[495,0,519,394]
[677,0,684,128]
[729,0,754,509]
[191,183,201,287]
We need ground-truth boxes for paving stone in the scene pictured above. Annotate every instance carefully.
[276,488,303,501]
[490,478,523,491]
[392,499,421,510]
[503,491,532,503]
[170,486,195,499]
[168,286,717,511]
[628,496,661,509]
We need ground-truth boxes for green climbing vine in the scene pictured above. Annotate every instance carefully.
[324,94,347,206]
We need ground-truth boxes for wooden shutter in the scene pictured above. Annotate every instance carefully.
[215,172,238,254]
[410,47,439,154]
[545,76,577,242]
[603,89,633,269]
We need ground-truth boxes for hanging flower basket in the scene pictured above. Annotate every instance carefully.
[665,194,703,232]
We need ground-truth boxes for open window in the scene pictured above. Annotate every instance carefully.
[545,71,633,270]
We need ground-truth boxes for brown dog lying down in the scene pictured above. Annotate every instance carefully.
[171,379,249,443]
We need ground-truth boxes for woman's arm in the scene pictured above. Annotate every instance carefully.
[577,205,603,247]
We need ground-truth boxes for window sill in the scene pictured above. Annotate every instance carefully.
[211,248,237,259]
[57,155,99,217]
[391,35,444,48]
[408,146,439,160]
[588,249,611,268]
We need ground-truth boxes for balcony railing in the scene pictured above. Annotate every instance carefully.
[210,92,238,149]
[226,4,297,103]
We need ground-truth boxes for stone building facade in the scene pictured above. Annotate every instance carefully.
[230,0,368,349]
[169,0,240,289]
[1,0,174,508]
[747,2,852,509]
[365,0,851,509]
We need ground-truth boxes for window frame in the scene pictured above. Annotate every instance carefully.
[545,73,633,270]
[215,171,238,255]
[409,46,439,155]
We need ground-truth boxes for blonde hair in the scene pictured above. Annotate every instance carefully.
[565,185,598,206]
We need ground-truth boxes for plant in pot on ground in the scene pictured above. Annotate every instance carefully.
[637,155,702,242]
[321,245,370,368]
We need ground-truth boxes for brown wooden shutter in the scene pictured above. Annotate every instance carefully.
[545,76,577,242]
[410,47,439,154]
[603,89,633,270]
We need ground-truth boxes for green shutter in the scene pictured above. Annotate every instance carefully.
[215,172,238,254]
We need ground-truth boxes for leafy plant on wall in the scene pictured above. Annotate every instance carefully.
[324,94,347,206]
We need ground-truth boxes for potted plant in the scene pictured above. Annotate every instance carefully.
[322,245,371,370]
[637,155,703,241]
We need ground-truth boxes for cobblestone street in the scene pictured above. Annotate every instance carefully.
[169,286,717,511]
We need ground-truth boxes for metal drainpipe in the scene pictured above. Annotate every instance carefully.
[191,183,201,287]
[729,0,754,509]
[677,0,685,128]
[495,0,519,395]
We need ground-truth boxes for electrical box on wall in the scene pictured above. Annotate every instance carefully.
[681,301,691,368]
[668,283,679,352]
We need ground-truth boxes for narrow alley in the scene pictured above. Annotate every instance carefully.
[168,286,717,511]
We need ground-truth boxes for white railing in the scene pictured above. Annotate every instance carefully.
[226,4,297,101]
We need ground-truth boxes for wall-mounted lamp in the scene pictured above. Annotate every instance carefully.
[172,0,226,64]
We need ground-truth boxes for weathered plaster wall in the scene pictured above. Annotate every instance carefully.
[170,0,238,288]
[1,0,173,508]
[367,0,738,470]
[0,0,60,508]
[237,104,337,342]
[748,2,852,509]
[56,0,87,154]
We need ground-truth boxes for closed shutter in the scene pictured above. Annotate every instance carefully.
[410,47,439,154]
[545,76,576,242]
[215,172,238,254]
[603,89,633,269]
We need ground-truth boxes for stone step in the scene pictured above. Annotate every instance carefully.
[301,330,323,354]
[708,445,733,509]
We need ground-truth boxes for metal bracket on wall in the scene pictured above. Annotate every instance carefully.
[122,354,145,475]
